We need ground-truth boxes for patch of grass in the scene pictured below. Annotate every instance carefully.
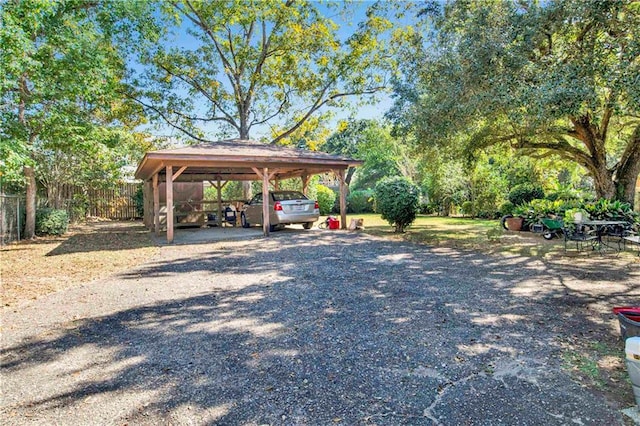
[562,351,601,381]
[342,213,640,261]
[561,340,628,392]
[343,213,559,255]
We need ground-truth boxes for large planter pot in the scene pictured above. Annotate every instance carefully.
[505,216,524,231]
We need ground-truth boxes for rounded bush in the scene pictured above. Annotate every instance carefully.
[374,176,419,233]
[315,184,336,215]
[508,184,545,206]
[347,189,374,213]
[499,201,515,216]
[36,208,69,236]
[461,201,474,217]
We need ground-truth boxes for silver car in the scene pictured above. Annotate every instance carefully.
[241,190,319,231]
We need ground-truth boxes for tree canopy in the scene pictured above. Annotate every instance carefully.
[323,119,410,190]
[0,0,142,237]
[128,0,393,143]
[391,0,640,204]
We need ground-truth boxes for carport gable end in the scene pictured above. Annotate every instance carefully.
[135,139,363,242]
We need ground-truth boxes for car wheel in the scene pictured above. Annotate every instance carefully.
[303,222,313,230]
[543,232,554,240]
[241,213,250,228]
[269,223,277,232]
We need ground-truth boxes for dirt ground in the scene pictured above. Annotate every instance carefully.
[1,220,158,307]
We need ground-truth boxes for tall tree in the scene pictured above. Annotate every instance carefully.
[0,0,135,237]
[391,0,640,205]
[323,119,415,189]
[129,1,392,144]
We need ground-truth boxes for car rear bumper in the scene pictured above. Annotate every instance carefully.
[274,212,319,224]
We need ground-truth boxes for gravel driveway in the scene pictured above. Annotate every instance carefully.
[1,230,638,425]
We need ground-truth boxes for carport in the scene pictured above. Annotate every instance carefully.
[134,139,363,243]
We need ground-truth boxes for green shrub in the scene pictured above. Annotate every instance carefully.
[514,199,581,224]
[545,190,580,202]
[508,184,545,206]
[473,203,501,219]
[347,189,374,213]
[499,201,515,216]
[133,185,144,218]
[374,176,419,233]
[461,201,474,217]
[582,199,639,223]
[418,200,438,215]
[36,208,69,236]
[315,184,336,215]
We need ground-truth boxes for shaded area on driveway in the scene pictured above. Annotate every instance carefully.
[150,225,265,246]
[1,232,638,425]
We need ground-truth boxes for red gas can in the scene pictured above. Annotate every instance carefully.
[328,217,340,230]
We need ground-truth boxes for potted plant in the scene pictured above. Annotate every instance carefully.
[505,215,524,231]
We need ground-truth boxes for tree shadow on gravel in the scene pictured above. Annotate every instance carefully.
[1,232,637,424]
[46,223,153,256]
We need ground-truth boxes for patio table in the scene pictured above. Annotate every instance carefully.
[579,219,629,253]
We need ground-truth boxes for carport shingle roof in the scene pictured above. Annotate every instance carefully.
[135,139,362,182]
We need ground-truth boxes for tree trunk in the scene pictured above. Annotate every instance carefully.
[239,125,252,200]
[345,167,356,186]
[592,167,616,200]
[23,165,37,239]
[570,116,617,201]
[242,181,252,200]
[614,125,640,206]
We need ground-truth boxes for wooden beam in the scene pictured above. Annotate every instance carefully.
[268,168,281,180]
[156,168,336,183]
[252,167,264,180]
[207,179,229,190]
[153,173,160,235]
[148,162,165,181]
[219,180,229,190]
[166,165,174,243]
[171,166,187,182]
[252,167,282,182]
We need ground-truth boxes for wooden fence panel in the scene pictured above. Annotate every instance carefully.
[58,183,142,220]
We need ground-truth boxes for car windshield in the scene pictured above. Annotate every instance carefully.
[272,191,307,201]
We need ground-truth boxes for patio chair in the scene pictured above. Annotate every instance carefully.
[623,234,640,255]
[601,221,634,250]
[563,224,598,252]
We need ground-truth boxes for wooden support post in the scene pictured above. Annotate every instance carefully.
[216,176,223,227]
[166,165,174,243]
[251,167,281,237]
[338,169,347,230]
[207,178,230,227]
[153,173,160,235]
[262,167,270,236]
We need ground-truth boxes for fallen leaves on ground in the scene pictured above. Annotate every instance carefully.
[1,221,158,307]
